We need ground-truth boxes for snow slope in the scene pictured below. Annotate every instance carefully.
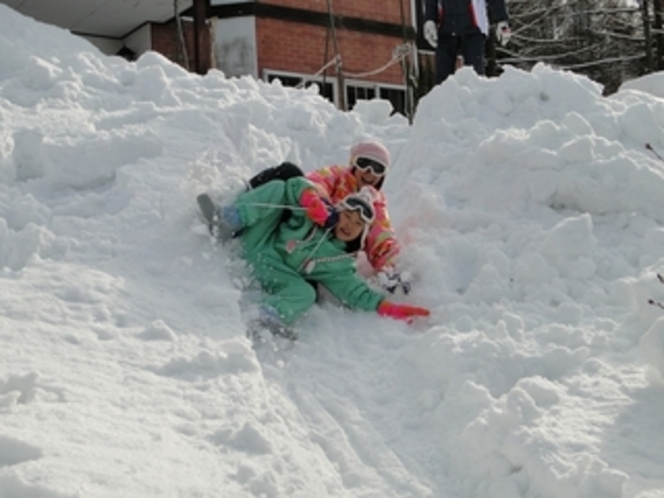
[2,4,664,497]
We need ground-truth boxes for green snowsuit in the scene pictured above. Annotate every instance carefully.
[234,178,384,325]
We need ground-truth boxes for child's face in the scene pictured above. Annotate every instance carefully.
[334,209,366,242]
[353,167,381,188]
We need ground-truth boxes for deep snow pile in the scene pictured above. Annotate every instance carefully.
[2,4,664,497]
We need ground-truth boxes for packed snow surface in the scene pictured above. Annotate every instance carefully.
[2,4,664,497]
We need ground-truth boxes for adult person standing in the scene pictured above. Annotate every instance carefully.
[423,0,511,85]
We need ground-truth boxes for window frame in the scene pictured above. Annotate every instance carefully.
[263,69,407,115]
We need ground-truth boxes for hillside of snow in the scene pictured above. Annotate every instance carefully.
[2,4,664,497]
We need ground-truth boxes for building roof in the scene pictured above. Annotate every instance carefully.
[1,0,192,39]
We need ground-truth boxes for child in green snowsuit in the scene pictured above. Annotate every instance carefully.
[199,177,429,337]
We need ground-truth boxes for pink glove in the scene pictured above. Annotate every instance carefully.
[377,301,430,322]
[300,189,331,226]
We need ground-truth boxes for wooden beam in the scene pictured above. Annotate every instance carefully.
[193,0,208,74]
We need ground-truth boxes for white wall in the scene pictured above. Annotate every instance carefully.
[211,17,257,77]
[77,23,150,59]
[80,35,123,55]
[123,24,152,57]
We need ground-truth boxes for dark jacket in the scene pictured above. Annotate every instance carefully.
[424,0,508,37]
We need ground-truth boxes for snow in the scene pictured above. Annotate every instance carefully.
[1,4,664,497]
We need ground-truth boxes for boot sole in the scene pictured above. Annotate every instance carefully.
[196,193,217,234]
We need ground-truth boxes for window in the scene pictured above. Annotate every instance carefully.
[346,84,376,110]
[346,81,407,116]
[264,70,407,116]
[379,87,407,116]
[264,70,336,103]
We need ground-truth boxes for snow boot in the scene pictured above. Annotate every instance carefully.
[247,305,298,341]
[196,193,242,242]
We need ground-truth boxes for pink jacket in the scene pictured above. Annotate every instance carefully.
[306,165,400,271]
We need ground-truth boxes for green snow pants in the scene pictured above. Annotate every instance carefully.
[236,181,317,325]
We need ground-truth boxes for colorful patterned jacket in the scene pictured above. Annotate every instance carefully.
[306,165,400,272]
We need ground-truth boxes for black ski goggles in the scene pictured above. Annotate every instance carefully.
[339,196,375,223]
[353,156,387,176]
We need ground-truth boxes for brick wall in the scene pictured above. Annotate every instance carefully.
[151,21,212,72]
[260,0,413,25]
[257,17,406,85]
[148,0,414,96]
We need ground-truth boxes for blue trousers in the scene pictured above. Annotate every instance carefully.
[435,32,486,84]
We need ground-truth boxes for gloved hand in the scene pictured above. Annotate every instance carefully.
[300,189,338,229]
[377,267,412,295]
[321,202,340,230]
[377,301,430,322]
[495,21,511,46]
[423,20,438,49]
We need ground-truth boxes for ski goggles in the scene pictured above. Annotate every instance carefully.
[339,195,375,224]
[352,156,387,176]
